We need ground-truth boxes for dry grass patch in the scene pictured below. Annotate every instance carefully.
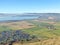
[13,36,60,45]
[0,21,35,30]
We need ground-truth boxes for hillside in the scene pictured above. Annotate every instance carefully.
[0,13,60,45]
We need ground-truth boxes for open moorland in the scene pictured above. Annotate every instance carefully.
[0,13,60,45]
[0,19,60,45]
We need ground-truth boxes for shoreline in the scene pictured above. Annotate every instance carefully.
[0,19,33,23]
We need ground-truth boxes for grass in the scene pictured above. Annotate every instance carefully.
[22,20,60,39]
[0,20,60,45]
[0,20,60,38]
[0,26,11,32]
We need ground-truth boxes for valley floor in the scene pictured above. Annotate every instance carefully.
[0,19,60,45]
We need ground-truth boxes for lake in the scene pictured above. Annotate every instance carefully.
[0,16,38,21]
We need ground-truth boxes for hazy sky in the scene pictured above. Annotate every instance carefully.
[0,0,60,13]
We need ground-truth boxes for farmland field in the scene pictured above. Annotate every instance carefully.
[0,19,60,45]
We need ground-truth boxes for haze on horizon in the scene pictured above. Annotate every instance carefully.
[0,0,60,13]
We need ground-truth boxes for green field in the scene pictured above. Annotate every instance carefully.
[0,20,60,45]
[22,20,60,39]
[0,20,60,38]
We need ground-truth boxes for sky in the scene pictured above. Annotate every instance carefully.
[0,0,60,13]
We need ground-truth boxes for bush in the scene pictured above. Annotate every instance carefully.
[0,30,38,45]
